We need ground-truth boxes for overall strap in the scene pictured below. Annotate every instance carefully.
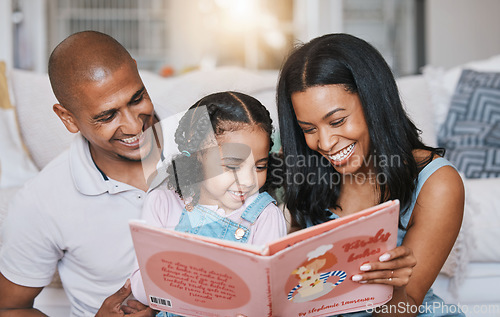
[240,192,276,224]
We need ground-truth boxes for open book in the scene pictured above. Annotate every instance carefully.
[130,200,399,317]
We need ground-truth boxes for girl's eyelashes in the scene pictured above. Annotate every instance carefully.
[223,165,240,171]
[256,165,268,171]
[222,164,268,172]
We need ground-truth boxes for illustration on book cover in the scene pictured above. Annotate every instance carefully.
[287,245,347,303]
[283,227,392,307]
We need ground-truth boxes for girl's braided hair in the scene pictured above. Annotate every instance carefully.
[166,91,280,204]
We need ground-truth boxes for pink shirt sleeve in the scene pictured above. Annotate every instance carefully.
[248,203,288,245]
[140,187,185,229]
[130,187,185,303]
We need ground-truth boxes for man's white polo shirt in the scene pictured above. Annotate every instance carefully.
[0,133,156,316]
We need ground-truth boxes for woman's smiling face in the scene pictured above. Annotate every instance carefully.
[291,84,372,175]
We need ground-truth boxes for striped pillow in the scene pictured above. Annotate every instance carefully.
[438,69,500,178]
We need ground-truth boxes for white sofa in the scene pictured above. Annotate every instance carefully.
[1,57,499,316]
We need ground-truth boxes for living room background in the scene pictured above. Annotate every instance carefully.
[1,0,499,77]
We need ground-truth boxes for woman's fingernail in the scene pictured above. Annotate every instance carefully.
[124,279,131,289]
[360,264,371,271]
[379,253,391,262]
[351,275,363,282]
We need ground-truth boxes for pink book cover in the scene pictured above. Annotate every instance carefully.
[130,200,399,317]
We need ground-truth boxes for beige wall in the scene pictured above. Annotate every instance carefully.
[426,0,500,69]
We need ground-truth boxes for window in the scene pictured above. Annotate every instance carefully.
[48,0,170,71]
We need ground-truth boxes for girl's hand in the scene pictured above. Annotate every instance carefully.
[351,246,417,288]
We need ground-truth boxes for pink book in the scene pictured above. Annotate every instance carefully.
[130,200,399,317]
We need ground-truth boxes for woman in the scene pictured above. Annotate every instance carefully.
[277,33,464,316]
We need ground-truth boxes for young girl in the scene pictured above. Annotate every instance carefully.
[130,91,287,310]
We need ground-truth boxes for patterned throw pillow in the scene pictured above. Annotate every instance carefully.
[438,69,500,178]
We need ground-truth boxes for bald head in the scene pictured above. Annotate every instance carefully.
[48,31,136,111]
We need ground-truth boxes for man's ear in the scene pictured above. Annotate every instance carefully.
[53,103,80,133]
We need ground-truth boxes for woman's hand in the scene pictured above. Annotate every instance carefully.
[350,246,416,288]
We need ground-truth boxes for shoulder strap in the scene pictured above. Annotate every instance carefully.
[240,192,276,224]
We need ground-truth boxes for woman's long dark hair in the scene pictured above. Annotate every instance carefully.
[166,91,279,204]
[277,33,443,228]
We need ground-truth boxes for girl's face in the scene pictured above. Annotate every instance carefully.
[291,84,372,175]
[199,126,270,214]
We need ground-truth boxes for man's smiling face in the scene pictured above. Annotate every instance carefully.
[64,63,156,163]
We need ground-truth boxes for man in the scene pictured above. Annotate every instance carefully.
[0,31,166,316]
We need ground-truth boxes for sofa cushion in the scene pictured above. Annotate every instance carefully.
[438,69,500,178]
[396,75,437,147]
[9,69,74,170]
[0,63,38,187]
[465,177,500,262]
[152,67,279,124]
